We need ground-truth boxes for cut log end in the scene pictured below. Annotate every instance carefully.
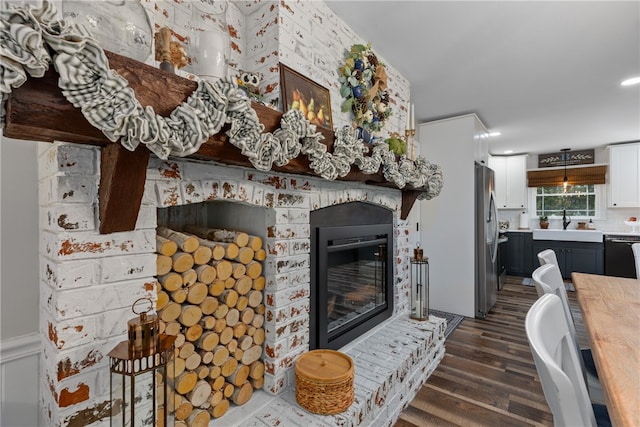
[209,398,230,418]
[231,381,253,406]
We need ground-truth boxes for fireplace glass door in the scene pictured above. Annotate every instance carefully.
[314,223,393,349]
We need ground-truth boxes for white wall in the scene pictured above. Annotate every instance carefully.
[1,135,40,339]
[0,133,42,426]
[418,115,481,317]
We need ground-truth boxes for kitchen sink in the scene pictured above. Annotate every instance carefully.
[532,229,603,243]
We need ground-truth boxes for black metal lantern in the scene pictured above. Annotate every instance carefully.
[108,298,176,426]
[410,246,430,321]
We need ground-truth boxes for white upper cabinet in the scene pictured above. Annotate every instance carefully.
[474,120,489,165]
[609,143,640,208]
[489,155,527,209]
[489,156,507,206]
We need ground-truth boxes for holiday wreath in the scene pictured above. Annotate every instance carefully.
[339,43,392,133]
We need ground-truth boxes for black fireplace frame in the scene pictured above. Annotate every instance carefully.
[310,202,394,350]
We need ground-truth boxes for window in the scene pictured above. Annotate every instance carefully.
[535,184,596,217]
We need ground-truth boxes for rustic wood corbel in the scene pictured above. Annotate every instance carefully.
[98,144,150,234]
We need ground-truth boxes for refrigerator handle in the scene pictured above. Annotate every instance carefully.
[489,191,499,263]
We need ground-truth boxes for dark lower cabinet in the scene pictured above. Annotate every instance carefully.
[532,240,604,279]
[505,232,533,277]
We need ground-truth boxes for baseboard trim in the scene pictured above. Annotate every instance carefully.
[0,333,41,364]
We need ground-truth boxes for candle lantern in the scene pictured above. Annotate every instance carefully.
[108,298,176,427]
[410,246,429,321]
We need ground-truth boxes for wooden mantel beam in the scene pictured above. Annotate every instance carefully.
[3,51,425,232]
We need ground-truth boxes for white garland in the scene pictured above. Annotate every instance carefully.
[0,0,443,199]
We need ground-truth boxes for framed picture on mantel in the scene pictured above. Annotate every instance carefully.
[538,149,595,168]
[279,63,333,131]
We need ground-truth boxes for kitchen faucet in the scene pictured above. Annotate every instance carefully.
[562,209,571,230]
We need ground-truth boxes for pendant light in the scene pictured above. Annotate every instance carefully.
[561,148,570,190]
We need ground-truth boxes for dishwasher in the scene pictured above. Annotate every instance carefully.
[604,234,640,278]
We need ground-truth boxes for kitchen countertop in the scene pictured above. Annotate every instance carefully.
[501,229,640,237]
[602,231,640,236]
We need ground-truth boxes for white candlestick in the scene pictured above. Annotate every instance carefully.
[406,101,411,130]
[410,103,415,130]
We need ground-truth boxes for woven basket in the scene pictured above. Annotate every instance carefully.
[295,349,354,415]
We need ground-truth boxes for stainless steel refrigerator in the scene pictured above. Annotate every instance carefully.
[475,162,499,318]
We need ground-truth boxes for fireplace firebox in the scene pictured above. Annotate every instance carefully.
[310,203,394,350]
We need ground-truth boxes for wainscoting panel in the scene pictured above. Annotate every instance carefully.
[1,333,41,427]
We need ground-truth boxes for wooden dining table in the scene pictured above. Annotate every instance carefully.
[571,272,640,427]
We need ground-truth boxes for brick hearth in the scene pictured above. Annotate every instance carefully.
[224,317,445,426]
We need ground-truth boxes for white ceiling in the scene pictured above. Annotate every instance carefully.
[325,1,640,156]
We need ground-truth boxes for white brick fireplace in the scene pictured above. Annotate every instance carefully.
[38,141,445,426]
[0,1,447,424]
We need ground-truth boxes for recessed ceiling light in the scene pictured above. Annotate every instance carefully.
[503,150,513,154]
[488,131,501,137]
[621,77,640,86]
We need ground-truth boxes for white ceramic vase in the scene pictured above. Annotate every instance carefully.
[189,0,230,82]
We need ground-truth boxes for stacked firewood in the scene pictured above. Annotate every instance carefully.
[155,225,266,426]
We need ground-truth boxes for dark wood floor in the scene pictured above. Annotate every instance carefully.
[395,275,588,427]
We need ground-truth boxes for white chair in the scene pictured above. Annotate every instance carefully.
[537,248,559,268]
[526,294,611,427]
[632,243,640,279]
[532,262,604,405]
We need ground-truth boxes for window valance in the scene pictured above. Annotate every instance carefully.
[527,165,607,187]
